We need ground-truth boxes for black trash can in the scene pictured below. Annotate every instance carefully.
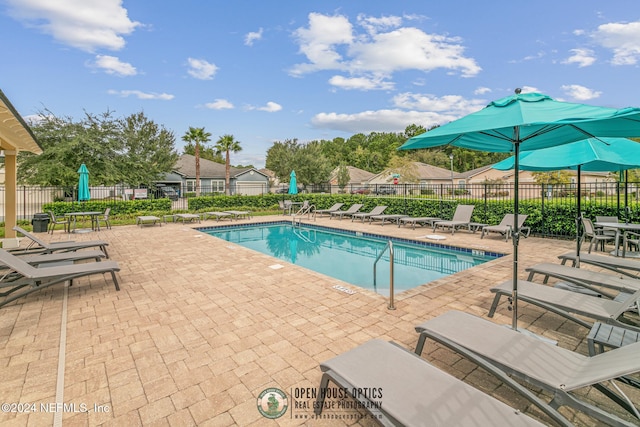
[32,213,50,233]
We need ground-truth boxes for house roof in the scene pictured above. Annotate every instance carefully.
[329,166,375,184]
[174,154,267,179]
[412,162,459,179]
[457,164,494,179]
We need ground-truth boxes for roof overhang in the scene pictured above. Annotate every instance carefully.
[0,89,42,154]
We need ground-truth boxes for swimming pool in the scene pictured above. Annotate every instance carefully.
[200,222,500,295]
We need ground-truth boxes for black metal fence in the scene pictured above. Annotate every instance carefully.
[1,182,637,239]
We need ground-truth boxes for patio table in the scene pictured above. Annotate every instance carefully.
[65,211,102,233]
[595,222,640,257]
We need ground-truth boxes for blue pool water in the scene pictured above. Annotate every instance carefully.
[200,222,499,295]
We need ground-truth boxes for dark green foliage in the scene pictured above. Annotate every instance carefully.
[43,199,171,216]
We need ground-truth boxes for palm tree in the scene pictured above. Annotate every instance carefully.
[181,127,211,197]
[214,134,242,195]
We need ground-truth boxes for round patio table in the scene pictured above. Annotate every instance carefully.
[594,222,640,257]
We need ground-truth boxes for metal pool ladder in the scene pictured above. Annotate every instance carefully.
[373,240,395,310]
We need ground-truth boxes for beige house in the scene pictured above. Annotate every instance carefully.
[328,166,375,186]
[0,89,43,239]
[368,162,458,185]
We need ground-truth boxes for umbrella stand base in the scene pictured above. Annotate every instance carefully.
[72,229,94,234]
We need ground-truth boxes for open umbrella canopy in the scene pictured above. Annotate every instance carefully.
[398,90,640,331]
[493,137,640,266]
[493,137,640,172]
[399,92,640,153]
[77,163,90,201]
[288,170,298,195]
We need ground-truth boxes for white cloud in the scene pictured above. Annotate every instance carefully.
[563,48,596,67]
[107,89,174,100]
[474,87,491,95]
[328,75,394,91]
[289,12,480,88]
[258,102,282,112]
[91,55,136,76]
[204,99,234,110]
[5,0,139,52]
[245,28,263,46]
[561,84,602,101]
[311,109,459,134]
[187,58,218,80]
[312,92,490,134]
[592,20,640,65]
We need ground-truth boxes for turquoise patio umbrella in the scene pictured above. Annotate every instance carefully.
[77,163,90,201]
[399,89,640,330]
[288,170,298,195]
[493,137,640,266]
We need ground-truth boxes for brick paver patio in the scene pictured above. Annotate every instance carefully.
[0,215,638,426]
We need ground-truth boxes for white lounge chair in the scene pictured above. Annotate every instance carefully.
[558,252,640,279]
[351,205,387,223]
[314,203,344,217]
[329,204,363,220]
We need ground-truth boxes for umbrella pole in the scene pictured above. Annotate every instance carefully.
[511,135,520,331]
[575,166,582,268]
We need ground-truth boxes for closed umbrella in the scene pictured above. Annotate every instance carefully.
[288,170,298,195]
[493,137,640,266]
[77,163,90,201]
[399,89,640,330]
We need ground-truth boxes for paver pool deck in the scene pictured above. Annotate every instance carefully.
[1,214,638,426]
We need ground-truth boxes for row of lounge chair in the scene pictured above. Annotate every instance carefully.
[317,202,529,240]
[314,250,640,426]
[1,227,120,309]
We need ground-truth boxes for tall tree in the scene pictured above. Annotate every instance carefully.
[214,134,242,195]
[181,127,211,197]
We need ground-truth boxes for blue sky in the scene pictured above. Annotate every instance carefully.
[2,1,640,168]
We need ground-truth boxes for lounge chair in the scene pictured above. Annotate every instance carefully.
[313,203,344,217]
[488,279,640,332]
[222,210,252,220]
[316,339,569,427]
[174,213,201,223]
[558,252,640,279]
[525,262,640,296]
[398,216,441,229]
[481,214,529,241]
[203,211,233,221]
[12,226,110,258]
[368,214,408,226]
[351,205,387,223]
[415,310,640,426]
[0,249,120,309]
[329,203,363,220]
[432,205,475,235]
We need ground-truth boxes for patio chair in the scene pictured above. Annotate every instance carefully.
[316,339,569,427]
[487,279,640,332]
[278,200,292,215]
[47,211,70,234]
[329,203,363,220]
[12,226,110,258]
[595,215,620,238]
[0,248,120,309]
[558,252,640,279]
[622,231,640,258]
[313,202,344,217]
[432,205,475,235]
[414,310,640,426]
[95,207,111,230]
[581,217,615,253]
[481,214,529,241]
[525,262,640,296]
[350,205,387,223]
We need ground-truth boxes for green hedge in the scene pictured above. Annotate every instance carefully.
[43,199,172,216]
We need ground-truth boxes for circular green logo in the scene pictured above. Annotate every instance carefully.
[257,387,288,419]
